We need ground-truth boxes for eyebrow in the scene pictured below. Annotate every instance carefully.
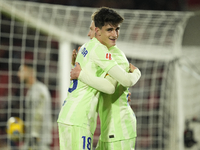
[106,27,120,30]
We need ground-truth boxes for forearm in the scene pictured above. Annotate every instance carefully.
[79,70,116,94]
[108,65,141,87]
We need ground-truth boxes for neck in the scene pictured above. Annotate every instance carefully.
[95,36,109,48]
[26,77,36,88]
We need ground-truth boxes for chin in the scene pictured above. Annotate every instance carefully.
[110,41,115,45]
[111,43,116,47]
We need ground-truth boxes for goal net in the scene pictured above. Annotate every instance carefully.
[0,0,199,150]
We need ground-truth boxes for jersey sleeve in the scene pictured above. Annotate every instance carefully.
[108,66,141,87]
[91,45,117,73]
[91,44,141,87]
[78,69,117,94]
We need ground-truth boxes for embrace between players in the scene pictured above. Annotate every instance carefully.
[57,7,141,150]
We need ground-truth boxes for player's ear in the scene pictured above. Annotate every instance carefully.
[95,27,101,36]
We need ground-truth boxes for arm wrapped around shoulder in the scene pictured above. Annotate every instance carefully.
[79,70,116,94]
[108,65,141,87]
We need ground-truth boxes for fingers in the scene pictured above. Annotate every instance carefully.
[72,49,76,54]
[78,46,81,52]
[129,63,137,73]
[70,69,73,80]
[70,68,77,80]
[128,92,131,102]
[72,49,77,66]
[70,63,81,80]
[73,49,77,56]
[129,63,132,73]
[73,46,81,54]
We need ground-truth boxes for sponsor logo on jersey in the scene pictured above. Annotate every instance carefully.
[106,53,112,60]
[82,48,88,57]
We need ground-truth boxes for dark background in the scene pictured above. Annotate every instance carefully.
[21,0,200,11]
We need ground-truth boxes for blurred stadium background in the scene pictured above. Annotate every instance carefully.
[0,0,200,150]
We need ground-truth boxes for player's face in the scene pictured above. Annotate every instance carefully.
[87,21,95,39]
[96,23,120,49]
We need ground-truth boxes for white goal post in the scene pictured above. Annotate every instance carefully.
[0,1,200,150]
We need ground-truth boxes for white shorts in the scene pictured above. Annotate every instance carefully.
[58,123,93,150]
[95,138,136,150]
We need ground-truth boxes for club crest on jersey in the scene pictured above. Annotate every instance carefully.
[106,53,112,60]
[82,48,88,57]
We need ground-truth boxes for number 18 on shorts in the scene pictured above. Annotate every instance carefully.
[82,136,92,150]
[58,123,93,150]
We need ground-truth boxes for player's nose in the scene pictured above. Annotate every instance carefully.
[112,30,118,38]
[87,31,90,37]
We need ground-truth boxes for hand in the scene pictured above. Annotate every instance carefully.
[70,62,82,80]
[128,92,131,102]
[129,63,137,73]
[71,47,81,66]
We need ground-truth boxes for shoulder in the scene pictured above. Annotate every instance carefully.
[37,82,51,100]
[33,81,49,94]
[84,38,109,61]
[91,38,109,54]
[109,46,125,55]
[91,38,108,50]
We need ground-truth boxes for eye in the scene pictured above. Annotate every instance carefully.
[116,28,120,32]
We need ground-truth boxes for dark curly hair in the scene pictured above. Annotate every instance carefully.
[94,7,124,29]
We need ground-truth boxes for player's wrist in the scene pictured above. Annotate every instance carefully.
[129,67,138,73]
